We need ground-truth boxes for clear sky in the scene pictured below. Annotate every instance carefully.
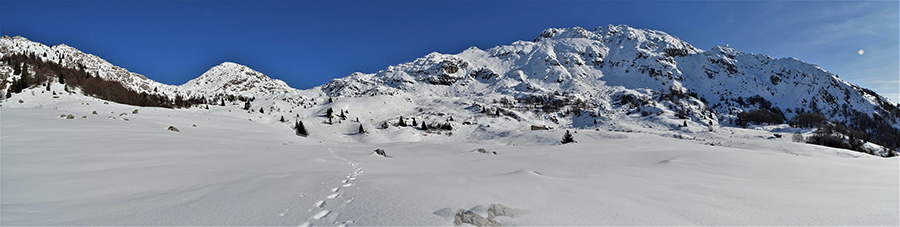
[1,1,897,101]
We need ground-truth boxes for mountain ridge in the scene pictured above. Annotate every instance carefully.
[2,25,898,154]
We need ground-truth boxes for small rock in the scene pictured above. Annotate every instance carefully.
[81,116,87,119]
[18,100,23,103]
[60,114,67,118]
[374,148,390,158]
[486,204,528,219]
[475,148,487,153]
[103,102,109,105]
[192,124,197,127]
[92,111,98,115]
[66,114,75,119]
[167,126,180,132]
[119,113,127,116]
[132,109,139,114]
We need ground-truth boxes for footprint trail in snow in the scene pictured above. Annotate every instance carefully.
[298,141,363,226]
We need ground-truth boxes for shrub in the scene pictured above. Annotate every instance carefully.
[806,133,849,150]
[737,109,784,127]
[789,112,826,128]
[792,132,804,143]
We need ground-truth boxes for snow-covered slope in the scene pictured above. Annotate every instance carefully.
[0,36,175,93]
[1,93,897,225]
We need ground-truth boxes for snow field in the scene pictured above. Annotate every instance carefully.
[2,92,898,225]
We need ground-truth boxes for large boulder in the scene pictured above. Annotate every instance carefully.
[453,209,500,227]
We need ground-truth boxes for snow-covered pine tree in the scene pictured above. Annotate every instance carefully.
[561,130,575,144]
[294,120,308,137]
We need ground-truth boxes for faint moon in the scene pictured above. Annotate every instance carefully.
[859,49,864,55]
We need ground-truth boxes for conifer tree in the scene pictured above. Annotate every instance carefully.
[412,118,417,127]
[57,72,65,84]
[13,61,21,75]
[399,116,406,126]
[243,100,251,110]
[326,107,334,119]
[280,116,285,122]
[294,120,308,137]
[421,121,427,130]
[561,130,576,144]
[340,110,346,120]
[358,124,365,134]
[260,107,264,113]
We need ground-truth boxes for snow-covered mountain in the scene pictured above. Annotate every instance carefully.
[320,25,900,149]
[1,25,898,151]
[180,62,298,98]
[325,25,897,124]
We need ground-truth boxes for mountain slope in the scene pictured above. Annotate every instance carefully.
[320,25,900,151]
[0,36,174,93]
[1,25,898,153]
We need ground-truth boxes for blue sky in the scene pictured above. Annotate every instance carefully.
[1,1,897,101]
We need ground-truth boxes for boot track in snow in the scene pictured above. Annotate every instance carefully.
[299,141,362,227]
